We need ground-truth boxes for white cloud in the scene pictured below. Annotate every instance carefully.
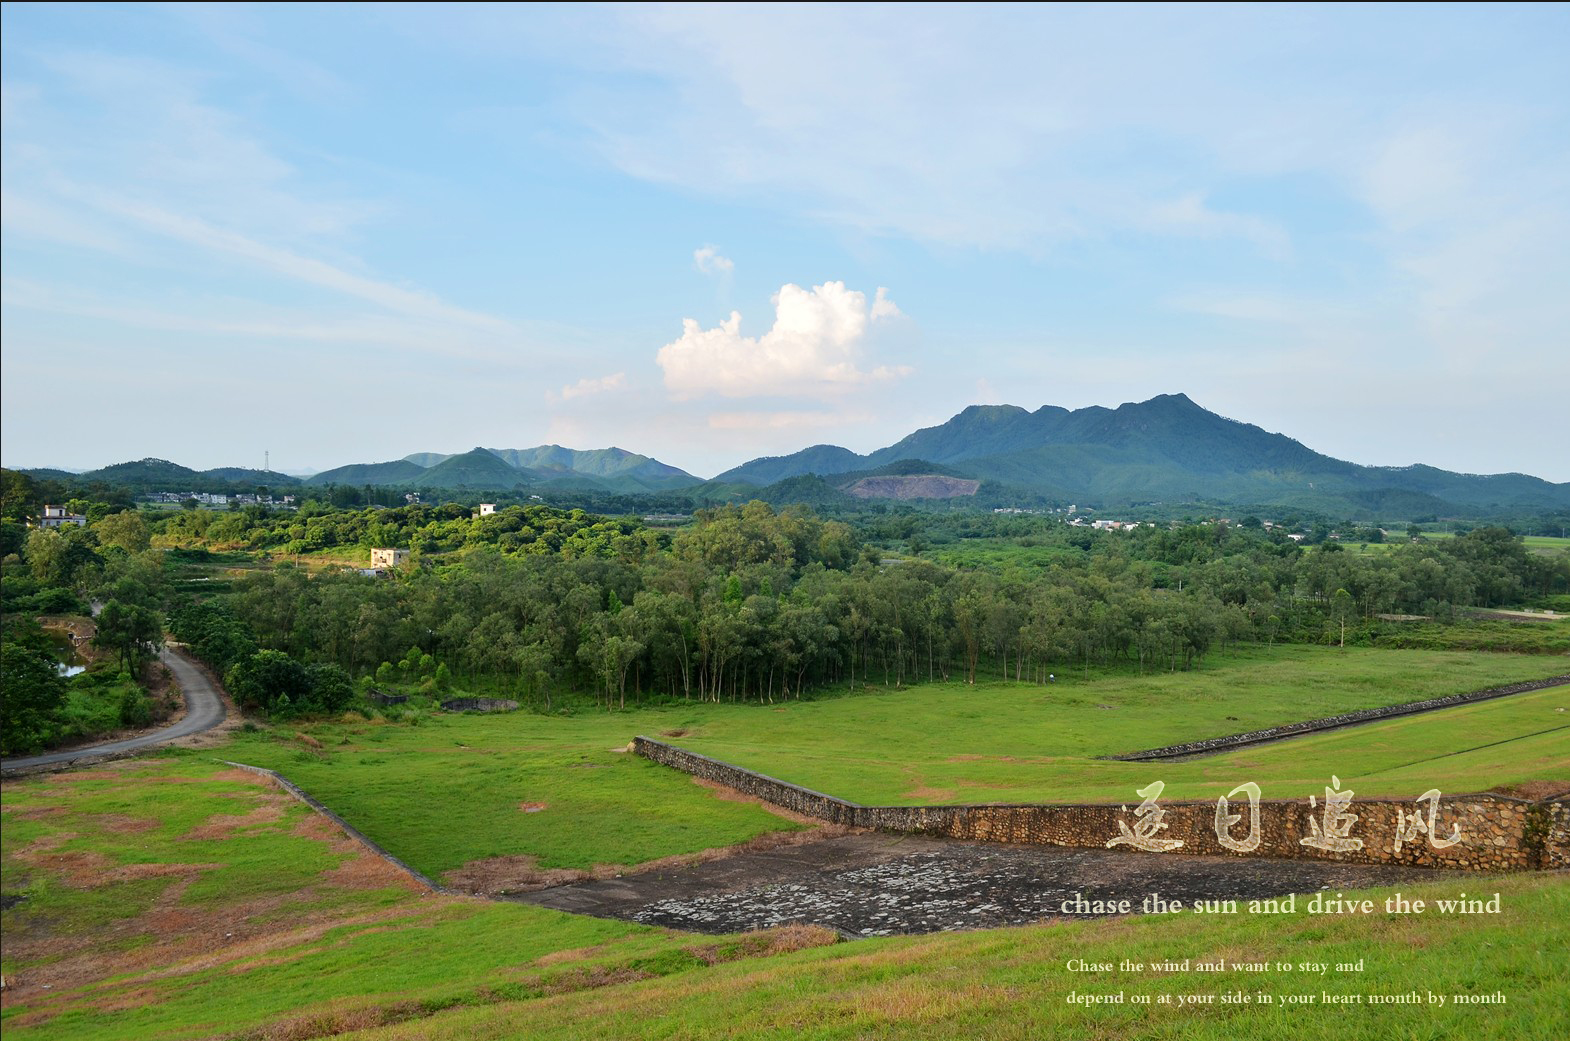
[656,281,909,399]
[693,245,734,275]
[554,372,628,401]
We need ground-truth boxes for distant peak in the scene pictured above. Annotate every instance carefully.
[957,403,1029,418]
[1127,393,1198,409]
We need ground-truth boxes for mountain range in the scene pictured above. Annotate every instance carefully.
[19,395,1569,516]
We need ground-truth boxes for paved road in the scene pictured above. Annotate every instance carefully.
[0,646,228,772]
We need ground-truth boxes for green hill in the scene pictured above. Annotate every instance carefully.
[484,445,698,490]
[411,448,532,490]
[306,460,428,486]
[79,458,204,488]
[713,444,867,486]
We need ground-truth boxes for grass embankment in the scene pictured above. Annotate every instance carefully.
[673,646,1569,806]
[4,646,1568,1041]
[343,871,1570,1041]
[218,646,1567,883]
[220,714,804,880]
[0,759,832,1041]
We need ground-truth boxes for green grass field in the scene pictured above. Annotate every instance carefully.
[340,871,1570,1041]
[1379,532,1569,555]
[207,645,1569,883]
[0,759,832,1041]
[4,644,1568,1041]
[4,753,1567,1041]
[218,713,804,880]
[671,647,1570,807]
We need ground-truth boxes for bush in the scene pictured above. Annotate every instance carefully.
[119,687,153,727]
[227,650,310,713]
[0,643,69,755]
[303,663,355,714]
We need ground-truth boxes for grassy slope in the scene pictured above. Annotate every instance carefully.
[5,646,1568,1040]
[220,715,804,879]
[0,759,821,1041]
[345,871,1570,1041]
[215,647,1568,881]
[676,646,1569,805]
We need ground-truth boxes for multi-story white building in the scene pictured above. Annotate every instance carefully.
[39,505,87,528]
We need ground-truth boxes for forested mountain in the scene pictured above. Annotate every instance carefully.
[409,448,529,490]
[316,445,699,493]
[722,394,1570,512]
[18,395,1568,517]
[714,445,868,485]
[485,446,698,490]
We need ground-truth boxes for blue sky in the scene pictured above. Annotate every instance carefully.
[3,3,1567,481]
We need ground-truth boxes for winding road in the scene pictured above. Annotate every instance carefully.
[0,646,228,773]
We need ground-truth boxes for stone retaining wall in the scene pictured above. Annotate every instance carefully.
[635,737,1569,873]
[1543,798,1570,871]
[439,697,518,713]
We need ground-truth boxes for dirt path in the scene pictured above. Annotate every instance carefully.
[0,646,229,773]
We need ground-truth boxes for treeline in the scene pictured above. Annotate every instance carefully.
[6,479,1566,724]
[192,504,1565,711]
[154,500,667,560]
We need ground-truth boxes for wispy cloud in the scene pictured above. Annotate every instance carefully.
[552,371,628,402]
[693,245,733,275]
[2,46,518,357]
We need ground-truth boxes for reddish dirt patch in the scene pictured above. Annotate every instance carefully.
[445,819,861,898]
[688,924,840,964]
[88,813,161,835]
[532,944,608,967]
[322,852,428,893]
[902,785,958,802]
[8,805,67,821]
[444,853,588,895]
[843,475,981,500]
[12,845,115,887]
[1,769,458,1023]
[518,801,548,813]
[691,776,821,826]
[1491,780,1570,800]
[181,803,287,841]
